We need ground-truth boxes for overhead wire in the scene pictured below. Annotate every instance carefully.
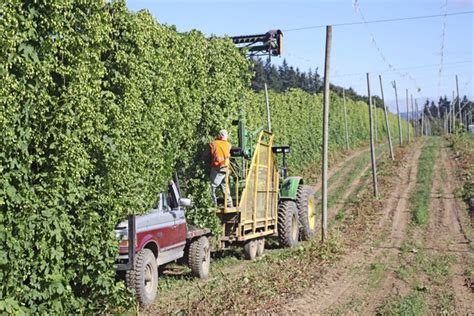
[352,0,426,100]
[331,61,471,78]
[278,4,474,103]
[282,10,474,32]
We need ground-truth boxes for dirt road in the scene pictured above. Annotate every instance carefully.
[275,138,473,315]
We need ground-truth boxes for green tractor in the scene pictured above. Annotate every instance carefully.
[216,117,317,259]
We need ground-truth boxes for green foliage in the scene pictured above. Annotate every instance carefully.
[0,0,249,313]
[243,89,410,177]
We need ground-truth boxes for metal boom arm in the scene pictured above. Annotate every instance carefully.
[231,29,283,57]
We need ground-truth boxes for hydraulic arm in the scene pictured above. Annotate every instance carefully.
[231,29,283,57]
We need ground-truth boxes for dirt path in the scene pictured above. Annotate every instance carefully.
[312,147,369,193]
[277,142,423,314]
[425,145,472,313]
[318,145,387,221]
[275,138,474,314]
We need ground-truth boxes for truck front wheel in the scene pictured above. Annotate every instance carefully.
[278,200,300,247]
[188,236,210,279]
[126,248,158,307]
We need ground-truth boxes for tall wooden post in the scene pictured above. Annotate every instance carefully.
[343,89,350,151]
[452,90,455,133]
[379,75,394,159]
[456,75,460,123]
[367,73,378,198]
[264,83,272,132]
[393,81,403,145]
[406,89,410,142]
[373,98,379,143]
[421,107,424,136]
[411,94,415,139]
[321,25,332,242]
[415,99,419,138]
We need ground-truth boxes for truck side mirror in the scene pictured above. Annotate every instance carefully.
[179,198,192,208]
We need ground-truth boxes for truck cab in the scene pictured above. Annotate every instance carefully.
[115,180,211,307]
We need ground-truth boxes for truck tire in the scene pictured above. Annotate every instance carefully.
[256,238,265,257]
[243,239,258,260]
[297,185,317,241]
[125,248,158,308]
[278,200,299,247]
[188,236,210,279]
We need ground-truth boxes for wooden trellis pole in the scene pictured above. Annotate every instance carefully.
[379,75,394,160]
[393,81,403,145]
[321,25,332,242]
[367,73,378,198]
[406,89,411,142]
[343,89,350,151]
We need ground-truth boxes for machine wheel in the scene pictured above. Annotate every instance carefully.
[256,238,265,257]
[188,236,210,279]
[278,200,300,247]
[125,248,158,308]
[243,239,258,260]
[297,185,317,241]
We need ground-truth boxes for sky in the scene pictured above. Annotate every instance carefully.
[126,0,473,113]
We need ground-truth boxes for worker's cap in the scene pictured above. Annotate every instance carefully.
[218,129,228,140]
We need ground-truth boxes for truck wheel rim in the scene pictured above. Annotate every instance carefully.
[144,263,154,294]
[203,244,210,271]
[308,196,316,231]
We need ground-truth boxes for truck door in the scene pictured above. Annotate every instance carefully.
[168,182,187,247]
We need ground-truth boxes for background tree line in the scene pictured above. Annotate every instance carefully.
[250,57,383,106]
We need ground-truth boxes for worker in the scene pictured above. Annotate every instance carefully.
[209,129,233,208]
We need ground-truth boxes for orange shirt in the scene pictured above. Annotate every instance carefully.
[209,139,231,167]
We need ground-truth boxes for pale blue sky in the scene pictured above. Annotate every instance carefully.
[126,0,473,112]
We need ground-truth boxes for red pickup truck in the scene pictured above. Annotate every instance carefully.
[115,180,211,307]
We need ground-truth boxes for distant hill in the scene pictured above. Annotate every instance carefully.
[399,111,420,120]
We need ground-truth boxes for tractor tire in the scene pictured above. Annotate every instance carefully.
[297,185,317,241]
[188,236,210,279]
[256,238,265,257]
[278,200,300,247]
[125,248,158,308]
[243,239,258,260]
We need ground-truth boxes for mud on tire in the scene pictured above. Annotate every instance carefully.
[297,185,317,241]
[278,200,300,247]
[125,248,158,308]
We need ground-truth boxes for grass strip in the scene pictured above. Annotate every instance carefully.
[409,137,439,225]
[377,290,428,316]
[327,144,388,206]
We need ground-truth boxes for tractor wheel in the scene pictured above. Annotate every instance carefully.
[188,236,210,279]
[243,239,258,260]
[125,248,158,308]
[278,200,300,247]
[256,238,265,257]
[297,185,317,241]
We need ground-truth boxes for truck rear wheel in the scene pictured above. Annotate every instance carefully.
[243,239,258,260]
[297,185,317,241]
[188,236,210,279]
[125,248,158,308]
[278,200,299,247]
